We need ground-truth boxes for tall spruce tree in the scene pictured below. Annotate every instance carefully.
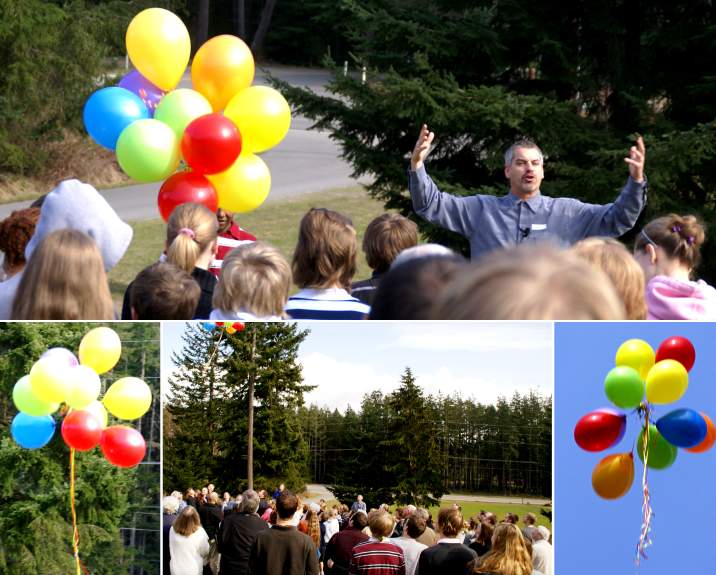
[0,323,159,575]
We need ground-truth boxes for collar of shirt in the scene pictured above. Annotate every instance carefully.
[224,222,247,240]
[437,537,464,544]
[502,190,544,213]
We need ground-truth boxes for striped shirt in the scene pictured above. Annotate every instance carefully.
[285,288,371,320]
[349,539,406,575]
[209,223,256,278]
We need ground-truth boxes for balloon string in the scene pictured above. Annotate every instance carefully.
[636,405,653,565]
[70,449,92,575]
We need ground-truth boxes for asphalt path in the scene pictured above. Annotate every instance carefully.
[0,66,370,221]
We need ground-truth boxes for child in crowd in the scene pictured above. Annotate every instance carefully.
[0,207,40,281]
[209,207,257,278]
[12,229,115,319]
[0,179,132,320]
[122,202,218,320]
[432,245,626,320]
[572,237,647,320]
[285,208,371,320]
[351,213,418,305]
[129,262,201,320]
[211,242,291,321]
[369,252,466,320]
[633,214,716,319]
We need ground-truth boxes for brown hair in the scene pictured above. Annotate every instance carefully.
[292,208,357,290]
[173,506,202,537]
[474,523,532,574]
[276,490,299,519]
[0,207,40,270]
[573,237,647,320]
[12,229,114,320]
[405,514,427,539]
[213,242,291,317]
[166,203,218,273]
[367,509,395,538]
[437,507,463,538]
[634,214,705,272]
[475,521,494,546]
[363,214,418,273]
[130,262,200,320]
[306,509,321,549]
[432,246,626,320]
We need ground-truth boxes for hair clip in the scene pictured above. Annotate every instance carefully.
[671,225,682,233]
[179,227,196,239]
[687,236,695,245]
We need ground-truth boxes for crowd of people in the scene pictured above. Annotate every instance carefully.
[162,484,553,575]
[0,129,712,320]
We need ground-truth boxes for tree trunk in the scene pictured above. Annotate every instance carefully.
[251,0,278,60]
[247,330,256,490]
[197,0,210,47]
[236,0,246,40]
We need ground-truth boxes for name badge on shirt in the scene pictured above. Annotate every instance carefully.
[531,224,547,231]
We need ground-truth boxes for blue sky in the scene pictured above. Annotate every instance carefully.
[161,321,553,410]
[555,322,716,574]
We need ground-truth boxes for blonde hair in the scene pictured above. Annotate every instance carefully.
[474,523,533,575]
[634,214,705,273]
[11,229,114,320]
[172,506,202,537]
[572,237,647,320]
[367,509,395,538]
[166,203,218,273]
[213,242,291,317]
[432,245,626,320]
[437,507,463,538]
[292,208,357,290]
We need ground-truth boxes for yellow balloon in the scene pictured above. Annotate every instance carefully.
[224,86,292,153]
[103,377,152,420]
[126,8,190,91]
[66,365,102,410]
[191,35,255,111]
[591,452,634,499]
[29,358,73,403]
[207,153,271,213]
[79,327,122,375]
[615,339,654,380]
[82,400,109,429]
[225,326,237,334]
[646,359,688,404]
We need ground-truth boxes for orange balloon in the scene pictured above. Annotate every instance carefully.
[191,35,255,111]
[225,326,237,334]
[686,413,716,453]
[591,452,634,499]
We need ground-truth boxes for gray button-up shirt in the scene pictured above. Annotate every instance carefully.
[408,166,647,260]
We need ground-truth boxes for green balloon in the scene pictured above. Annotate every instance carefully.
[604,366,645,409]
[154,89,213,141]
[637,424,677,470]
[12,375,59,416]
[116,119,180,182]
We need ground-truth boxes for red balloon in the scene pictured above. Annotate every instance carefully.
[158,172,218,221]
[232,322,245,331]
[61,410,102,451]
[656,336,696,371]
[574,408,627,452]
[100,426,146,467]
[181,113,242,175]
[215,322,225,327]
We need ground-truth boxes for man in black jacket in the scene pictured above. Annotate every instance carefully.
[217,489,269,575]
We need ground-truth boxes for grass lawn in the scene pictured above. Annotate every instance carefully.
[107,186,392,305]
[428,500,552,532]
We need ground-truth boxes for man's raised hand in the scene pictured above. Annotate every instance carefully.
[411,124,435,171]
[624,136,645,183]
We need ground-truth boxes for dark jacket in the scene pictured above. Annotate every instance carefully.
[198,503,224,540]
[217,512,269,575]
[324,527,369,575]
[249,524,320,575]
[416,542,477,575]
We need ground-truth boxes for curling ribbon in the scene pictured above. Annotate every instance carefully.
[636,404,654,565]
[69,448,90,575]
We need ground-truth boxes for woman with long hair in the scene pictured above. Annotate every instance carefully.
[473,523,536,575]
[11,229,114,319]
[169,506,210,575]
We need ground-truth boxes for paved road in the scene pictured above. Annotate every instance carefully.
[301,484,550,506]
[0,66,370,221]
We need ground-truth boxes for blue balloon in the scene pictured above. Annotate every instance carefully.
[202,322,217,331]
[83,87,149,150]
[656,408,707,448]
[11,413,56,449]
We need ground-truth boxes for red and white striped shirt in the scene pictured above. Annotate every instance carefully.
[209,222,256,278]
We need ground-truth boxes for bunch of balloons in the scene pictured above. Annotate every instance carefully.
[10,327,152,468]
[203,321,246,335]
[83,7,291,218]
[573,336,715,562]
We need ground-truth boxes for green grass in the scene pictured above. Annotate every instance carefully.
[428,500,552,532]
[107,186,390,304]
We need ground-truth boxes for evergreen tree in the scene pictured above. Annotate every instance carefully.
[0,323,159,575]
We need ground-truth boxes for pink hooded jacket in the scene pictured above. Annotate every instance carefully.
[646,275,716,320]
